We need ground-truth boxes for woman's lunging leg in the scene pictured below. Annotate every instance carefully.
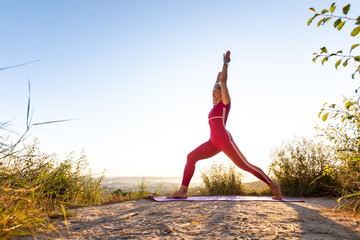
[182,141,220,187]
[221,140,271,184]
[221,138,282,199]
[167,141,220,198]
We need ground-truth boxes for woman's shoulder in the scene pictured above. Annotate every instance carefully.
[221,99,231,107]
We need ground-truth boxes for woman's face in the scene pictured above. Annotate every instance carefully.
[213,87,222,102]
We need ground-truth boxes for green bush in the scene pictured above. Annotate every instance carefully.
[0,140,105,239]
[8,142,105,208]
[269,136,341,197]
[200,162,244,195]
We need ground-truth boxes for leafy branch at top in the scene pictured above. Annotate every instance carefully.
[308,3,360,80]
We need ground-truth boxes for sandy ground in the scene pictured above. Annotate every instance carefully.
[24,197,360,240]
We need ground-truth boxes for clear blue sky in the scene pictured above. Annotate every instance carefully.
[1,0,359,180]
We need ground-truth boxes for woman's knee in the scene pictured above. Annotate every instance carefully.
[186,152,198,165]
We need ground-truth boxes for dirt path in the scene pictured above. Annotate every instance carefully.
[25,198,360,239]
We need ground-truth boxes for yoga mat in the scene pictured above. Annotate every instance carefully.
[149,195,304,202]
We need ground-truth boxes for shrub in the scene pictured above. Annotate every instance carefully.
[269,136,341,197]
[0,140,105,238]
[200,162,244,195]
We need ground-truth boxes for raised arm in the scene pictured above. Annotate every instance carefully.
[215,72,221,85]
[220,50,231,105]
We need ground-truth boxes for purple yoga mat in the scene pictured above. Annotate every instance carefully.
[149,195,304,202]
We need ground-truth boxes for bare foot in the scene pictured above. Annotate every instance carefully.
[269,181,283,200]
[166,185,188,199]
[166,191,188,199]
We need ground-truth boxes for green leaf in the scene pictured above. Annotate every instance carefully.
[321,9,329,14]
[321,57,329,65]
[334,18,341,28]
[355,56,360,62]
[307,14,320,26]
[307,18,314,26]
[345,101,353,109]
[335,59,342,69]
[322,112,329,121]
[320,47,328,53]
[321,17,331,25]
[312,56,319,62]
[350,44,360,53]
[351,26,360,37]
[337,21,346,30]
[356,16,360,25]
[309,7,316,13]
[336,50,343,54]
[342,4,350,15]
[317,17,326,27]
[330,3,336,13]
[343,58,350,67]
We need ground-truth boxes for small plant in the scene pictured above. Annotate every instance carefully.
[200,162,244,195]
[137,176,150,195]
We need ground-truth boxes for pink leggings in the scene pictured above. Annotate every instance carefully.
[181,132,272,187]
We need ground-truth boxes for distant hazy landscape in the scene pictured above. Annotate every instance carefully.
[101,175,258,194]
[101,176,200,194]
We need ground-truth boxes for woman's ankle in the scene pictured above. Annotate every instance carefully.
[179,185,188,193]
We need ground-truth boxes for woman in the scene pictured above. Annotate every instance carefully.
[168,51,282,200]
